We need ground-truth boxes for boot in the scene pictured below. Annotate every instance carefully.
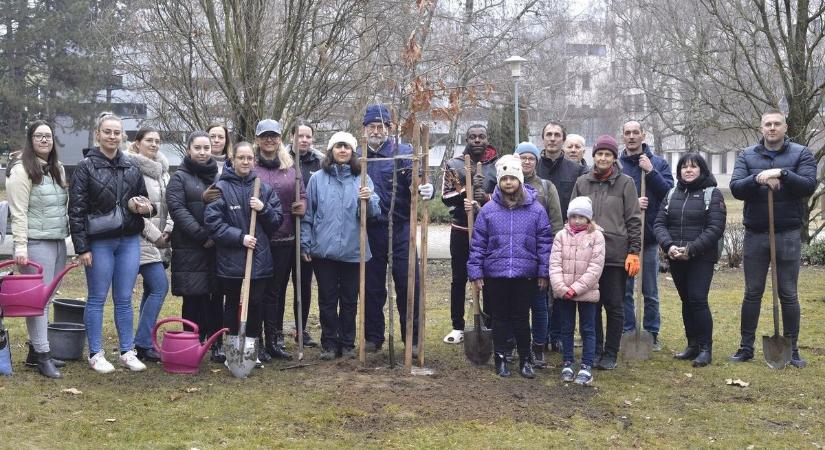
[494,352,511,377]
[692,343,712,367]
[532,343,547,369]
[266,332,292,360]
[258,337,272,363]
[519,354,535,379]
[26,342,65,368]
[36,351,62,379]
[674,339,700,360]
[210,342,226,363]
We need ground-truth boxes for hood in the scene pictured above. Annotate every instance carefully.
[218,161,258,186]
[128,151,169,180]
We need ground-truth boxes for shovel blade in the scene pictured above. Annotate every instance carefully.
[762,334,792,369]
[224,335,258,379]
[463,326,493,366]
[619,330,655,361]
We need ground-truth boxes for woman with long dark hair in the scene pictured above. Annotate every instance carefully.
[69,113,154,374]
[6,120,69,378]
[654,153,725,367]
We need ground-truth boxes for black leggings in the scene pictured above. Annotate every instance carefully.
[221,277,266,338]
[669,259,714,347]
[484,277,536,357]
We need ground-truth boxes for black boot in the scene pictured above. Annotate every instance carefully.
[258,337,272,363]
[36,351,62,379]
[519,354,535,379]
[692,343,712,367]
[494,352,511,377]
[210,342,226,363]
[26,342,65,368]
[267,331,292,360]
[674,339,700,360]
[532,343,547,369]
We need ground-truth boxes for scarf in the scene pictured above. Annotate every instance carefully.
[593,164,614,182]
[569,222,589,234]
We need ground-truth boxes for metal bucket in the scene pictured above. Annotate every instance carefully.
[53,298,86,324]
[48,322,86,360]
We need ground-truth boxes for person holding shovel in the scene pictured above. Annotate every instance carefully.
[467,154,553,378]
[301,132,380,360]
[204,142,284,353]
[654,153,725,367]
[728,110,817,368]
[571,135,642,370]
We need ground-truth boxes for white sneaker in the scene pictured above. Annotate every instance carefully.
[119,349,147,371]
[443,329,464,344]
[89,350,115,374]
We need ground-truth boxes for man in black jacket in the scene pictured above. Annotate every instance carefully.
[728,110,817,367]
[537,121,588,352]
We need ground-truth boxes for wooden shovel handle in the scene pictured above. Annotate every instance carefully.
[239,178,261,323]
[464,155,481,316]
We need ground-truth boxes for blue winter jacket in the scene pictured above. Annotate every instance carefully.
[204,164,283,279]
[301,163,380,263]
[467,184,553,281]
[620,143,674,245]
[729,137,817,233]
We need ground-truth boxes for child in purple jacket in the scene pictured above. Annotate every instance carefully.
[468,154,553,378]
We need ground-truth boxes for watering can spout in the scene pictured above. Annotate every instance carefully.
[46,262,80,299]
[199,328,229,360]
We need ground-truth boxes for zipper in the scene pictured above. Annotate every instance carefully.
[509,208,514,278]
[678,188,688,246]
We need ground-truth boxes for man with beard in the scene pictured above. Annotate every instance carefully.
[361,104,434,355]
[537,121,588,352]
[619,121,673,351]
[441,124,499,344]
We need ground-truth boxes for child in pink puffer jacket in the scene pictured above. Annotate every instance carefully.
[550,196,605,385]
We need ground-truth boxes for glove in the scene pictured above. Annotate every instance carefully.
[202,185,221,203]
[625,253,640,277]
[418,183,434,200]
[472,170,486,202]
[563,288,576,300]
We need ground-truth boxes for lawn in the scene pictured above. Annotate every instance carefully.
[1,260,824,449]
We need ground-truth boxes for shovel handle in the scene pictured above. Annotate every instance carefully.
[239,179,261,325]
[636,176,646,329]
[294,153,304,360]
[768,189,780,336]
[464,155,481,316]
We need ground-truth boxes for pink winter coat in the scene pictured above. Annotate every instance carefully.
[549,223,606,302]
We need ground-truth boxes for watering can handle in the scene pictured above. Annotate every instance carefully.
[152,317,200,352]
[0,259,43,273]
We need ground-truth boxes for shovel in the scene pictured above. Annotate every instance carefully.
[763,189,792,369]
[294,145,305,363]
[225,178,261,379]
[619,176,655,361]
[463,156,493,365]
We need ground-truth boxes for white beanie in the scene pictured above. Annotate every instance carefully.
[568,196,593,221]
[327,131,358,151]
[495,154,524,184]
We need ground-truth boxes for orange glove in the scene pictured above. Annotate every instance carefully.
[625,253,640,277]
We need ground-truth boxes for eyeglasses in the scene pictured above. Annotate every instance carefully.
[259,134,280,141]
[100,129,122,137]
[366,124,386,133]
[519,156,536,163]
[33,133,53,141]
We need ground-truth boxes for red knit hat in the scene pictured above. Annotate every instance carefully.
[592,135,618,158]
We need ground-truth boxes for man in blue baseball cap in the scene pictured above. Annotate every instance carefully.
[360,104,433,357]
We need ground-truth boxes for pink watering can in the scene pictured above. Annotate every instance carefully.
[152,317,228,374]
[0,260,79,317]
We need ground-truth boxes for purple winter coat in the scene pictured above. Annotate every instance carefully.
[467,184,553,280]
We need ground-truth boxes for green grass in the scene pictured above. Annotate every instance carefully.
[2,262,825,449]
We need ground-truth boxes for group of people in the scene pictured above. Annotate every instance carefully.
[4,105,816,384]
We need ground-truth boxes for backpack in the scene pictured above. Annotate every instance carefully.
[664,187,723,259]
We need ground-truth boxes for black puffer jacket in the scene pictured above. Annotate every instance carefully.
[69,147,150,254]
[167,156,219,296]
[654,174,726,262]
[204,164,283,279]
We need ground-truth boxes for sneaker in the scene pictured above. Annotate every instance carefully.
[135,346,161,362]
[341,347,356,359]
[118,350,147,372]
[443,329,464,344]
[652,335,662,352]
[561,361,574,382]
[255,358,264,369]
[320,348,336,361]
[790,351,807,369]
[549,340,562,353]
[728,348,754,363]
[89,351,115,374]
[574,365,593,386]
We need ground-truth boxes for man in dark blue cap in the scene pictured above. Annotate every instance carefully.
[360,104,433,356]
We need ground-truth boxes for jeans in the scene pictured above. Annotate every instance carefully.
[669,259,714,347]
[594,266,626,357]
[449,229,469,330]
[134,262,169,349]
[19,239,67,353]
[313,257,359,351]
[531,289,549,345]
[739,228,802,352]
[623,244,660,334]
[84,234,141,354]
[559,300,597,366]
[547,296,562,343]
[485,278,536,357]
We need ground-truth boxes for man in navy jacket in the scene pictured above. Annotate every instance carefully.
[619,121,673,350]
[729,110,817,368]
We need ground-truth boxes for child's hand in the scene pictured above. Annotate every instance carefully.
[563,288,576,300]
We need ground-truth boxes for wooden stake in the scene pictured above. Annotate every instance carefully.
[417,124,430,367]
[358,138,369,365]
[404,123,421,372]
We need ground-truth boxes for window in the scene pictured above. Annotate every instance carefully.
[582,74,591,91]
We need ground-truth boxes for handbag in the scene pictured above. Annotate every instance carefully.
[87,168,124,235]
[0,315,12,376]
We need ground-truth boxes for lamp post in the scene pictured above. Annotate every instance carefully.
[505,55,527,147]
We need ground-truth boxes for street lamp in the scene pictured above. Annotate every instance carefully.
[505,55,527,147]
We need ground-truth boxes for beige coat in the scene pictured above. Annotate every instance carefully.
[128,151,173,265]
